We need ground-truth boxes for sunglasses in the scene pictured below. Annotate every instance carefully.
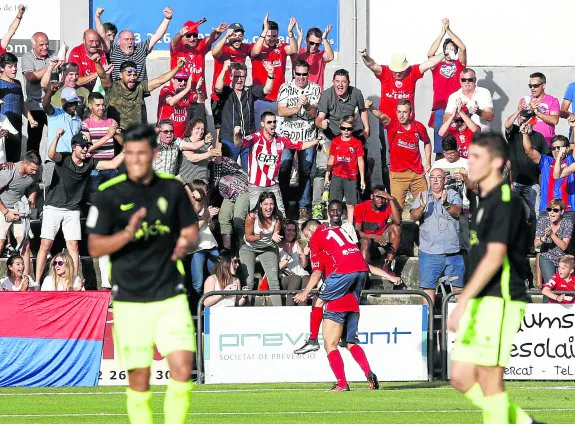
[551,146,564,151]
[53,260,65,267]
[123,68,137,74]
[339,126,353,131]
[308,41,320,46]
[232,74,247,79]
[184,33,199,38]
[460,78,475,83]
[294,72,308,77]
[265,120,277,124]
[546,207,562,213]
[528,83,543,89]
[160,130,174,134]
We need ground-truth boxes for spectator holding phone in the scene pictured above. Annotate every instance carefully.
[542,254,575,304]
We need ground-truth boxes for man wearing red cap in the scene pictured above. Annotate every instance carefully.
[250,13,298,130]
[157,71,205,138]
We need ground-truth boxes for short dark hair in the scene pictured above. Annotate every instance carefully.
[306,27,322,39]
[0,52,17,67]
[333,69,349,81]
[61,62,79,76]
[301,218,321,232]
[124,124,157,149]
[530,72,546,84]
[265,20,279,31]
[371,185,387,194]
[120,61,138,72]
[328,199,343,209]
[461,67,476,77]
[88,92,105,103]
[230,62,247,73]
[260,111,275,122]
[397,99,412,110]
[551,134,569,147]
[103,22,118,36]
[442,135,458,152]
[471,132,508,162]
[443,38,458,54]
[294,60,310,70]
[23,150,41,166]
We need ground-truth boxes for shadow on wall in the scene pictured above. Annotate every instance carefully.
[476,69,509,133]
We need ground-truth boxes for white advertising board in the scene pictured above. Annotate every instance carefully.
[203,305,428,384]
[447,303,575,379]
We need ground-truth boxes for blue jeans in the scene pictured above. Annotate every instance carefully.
[221,139,249,171]
[418,250,465,289]
[513,182,538,223]
[278,147,316,209]
[190,248,220,294]
[433,109,446,154]
[539,255,557,287]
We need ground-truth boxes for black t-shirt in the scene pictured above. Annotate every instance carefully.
[45,154,97,210]
[86,173,197,302]
[506,125,548,185]
[219,85,266,141]
[468,183,529,301]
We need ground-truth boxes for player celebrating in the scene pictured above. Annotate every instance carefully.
[448,133,539,424]
[87,124,199,424]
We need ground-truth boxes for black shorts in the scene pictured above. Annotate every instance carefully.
[329,175,358,205]
[210,98,224,129]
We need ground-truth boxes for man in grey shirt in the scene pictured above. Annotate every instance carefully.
[0,150,41,276]
[21,32,57,153]
[410,168,464,305]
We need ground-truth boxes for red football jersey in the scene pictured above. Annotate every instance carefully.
[211,43,251,100]
[68,44,107,78]
[0,45,6,55]
[170,39,209,94]
[157,86,190,138]
[329,136,364,180]
[446,126,474,159]
[386,119,430,174]
[431,60,465,110]
[310,225,368,279]
[378,65,423,119]
[544,273,575,304]
[353,200,391,235]
[250,42,288,101]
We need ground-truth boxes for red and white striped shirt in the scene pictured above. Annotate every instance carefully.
[243,130,302,187]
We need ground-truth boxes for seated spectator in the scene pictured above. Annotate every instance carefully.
[410,168,464,305]
[519,72,559,145]
[542,254,575,304]
[278,220,309,306]
[40,62,90,120]
[438,98,478,158]
[535,199,572,285]
[178,118,221,185]
[239,191,282,306]
[0,255,38,291]
[354,185,401,275]
[202,250,248,307]
[324,115,365,220]
[431,136,473,252]
[186,180,219,295]
[210,156,249,250]
[41,252,84,291]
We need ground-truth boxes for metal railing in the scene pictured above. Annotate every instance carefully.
[195,289,434,384]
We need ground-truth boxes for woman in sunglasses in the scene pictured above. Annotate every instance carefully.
[41,252,84,291]
[0,255,38,291]
[202,250,247,307]
[535,199,573,285]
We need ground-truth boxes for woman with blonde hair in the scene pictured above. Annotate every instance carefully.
[41,252,84,291]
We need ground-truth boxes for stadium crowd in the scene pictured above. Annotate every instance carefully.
[1,5,575,304]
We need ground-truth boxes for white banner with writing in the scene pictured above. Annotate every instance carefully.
[203,305,428,384]
[447,303,575,379]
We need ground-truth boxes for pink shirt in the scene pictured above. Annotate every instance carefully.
[522,93,560,145]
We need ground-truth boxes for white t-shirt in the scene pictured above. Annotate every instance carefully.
[279,242,310,277]
[0,275,38,291]
[41,275,84,291]
[431,157,470,209]
[446,87,494,133]
[277,80,321,142]
[0,114,18,164]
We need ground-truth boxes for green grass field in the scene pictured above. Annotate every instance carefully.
[0,381,574,423]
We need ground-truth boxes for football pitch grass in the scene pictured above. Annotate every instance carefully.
[0,381,574,423]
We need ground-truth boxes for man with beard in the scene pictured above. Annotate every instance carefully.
[68,29,108,91]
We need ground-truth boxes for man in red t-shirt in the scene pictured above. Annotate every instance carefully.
[170,18,228,124]
[250,13,297,130]
[354,185,402,275]
[68,29,108,91]
[211,23,250,135]
[366,99,431,208]
[0,4,26,56]
[427,18,467,154]
[292,25,334,89]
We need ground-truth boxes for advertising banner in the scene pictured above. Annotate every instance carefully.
[447,303,575,379]
[203,305,428,384]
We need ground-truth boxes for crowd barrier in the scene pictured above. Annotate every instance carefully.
[441,290,575,381]
[195,290,433,384]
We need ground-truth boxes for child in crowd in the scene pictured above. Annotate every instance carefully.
[438,98,478,159]
[324,115,365,221]
[542,254,575,303]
